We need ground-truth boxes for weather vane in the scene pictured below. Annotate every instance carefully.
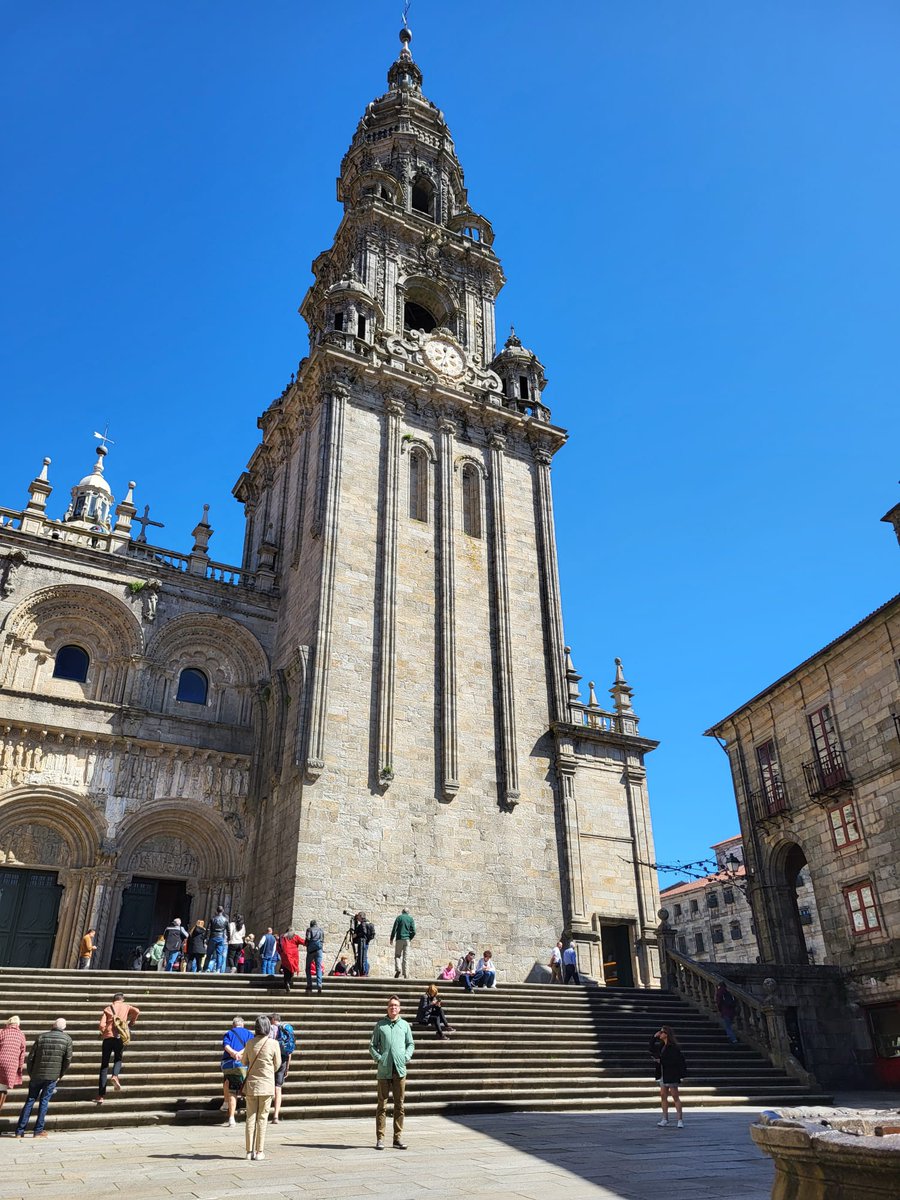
[93,424,115,451]
[402,0,412,30]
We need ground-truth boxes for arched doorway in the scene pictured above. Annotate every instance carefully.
[109,802,242,969]
[768,839,815,964]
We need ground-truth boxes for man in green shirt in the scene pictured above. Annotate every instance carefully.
[369,995,414,1149]
[390,908,416,979]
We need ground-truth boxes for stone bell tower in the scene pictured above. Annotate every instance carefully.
[237,27,660,982]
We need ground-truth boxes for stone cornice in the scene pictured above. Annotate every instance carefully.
[552,720,660,756]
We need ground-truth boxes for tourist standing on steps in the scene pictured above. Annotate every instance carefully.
[227,914,247,974]
[651,1025,687,1129]
[259,927,278,976]
[390,908,416,979]
[220,1016,252,1126]
[549,940,563,983]
[352,911,375,976]
[370,995,414,1150]
[94,992,140,1105]
[77,927,96,970]
[206,906,229,973]
[715,982,739,1044]
[267,1011,295,1123]
[240,1014,281,1161]
[187,919,208,972]
[163,917,187,971]
[14,1018,72,1138]
[562,941,580,985]
[0,1016,27,1113]
[304,920,325,993]
[278,928,304,992]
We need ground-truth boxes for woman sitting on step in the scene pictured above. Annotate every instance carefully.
[416,984,455,1039]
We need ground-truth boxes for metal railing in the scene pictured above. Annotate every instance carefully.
[802,746,851,798]
[750,781,789,822]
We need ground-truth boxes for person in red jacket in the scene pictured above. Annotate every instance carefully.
[277,928,305,993]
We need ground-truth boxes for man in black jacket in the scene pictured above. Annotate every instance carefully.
[15,1018,73,1138]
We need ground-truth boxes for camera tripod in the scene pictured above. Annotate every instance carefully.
[330,911,367,976]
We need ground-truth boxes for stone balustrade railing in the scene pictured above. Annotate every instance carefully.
[659,931,820,1090]
[569,701,640,737]
[0,507,23,528]
[127,542,190,571]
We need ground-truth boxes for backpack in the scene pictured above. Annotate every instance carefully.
[277,1022,296,1056]
[113,1014,131,1045]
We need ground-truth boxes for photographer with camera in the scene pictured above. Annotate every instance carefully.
[350,910,375,976]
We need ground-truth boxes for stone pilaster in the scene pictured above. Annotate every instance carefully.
[375,394,404,784]
[437,415,459,799]
[487,430,519,805]
[305,382,348,778]
[532,446,567,723]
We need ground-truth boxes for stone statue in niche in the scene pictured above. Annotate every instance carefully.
[0,823,66,867]
[129,834,199,878]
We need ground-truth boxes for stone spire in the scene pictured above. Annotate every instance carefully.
[881,484,900,550]
[609,657,635,716]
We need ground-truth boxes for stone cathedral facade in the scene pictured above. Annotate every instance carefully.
[0,31,660,983]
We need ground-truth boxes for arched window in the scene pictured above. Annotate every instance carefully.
[176,667,209,705]
[411,177,434,218]
[408,448,428,522]
[403,301,437,334]
[53,644,89,682]
[462,465,482,538]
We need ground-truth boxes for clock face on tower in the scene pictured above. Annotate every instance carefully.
[423,337,465,379]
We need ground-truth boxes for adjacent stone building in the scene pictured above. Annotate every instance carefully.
[659,835,825,967]
[0,28,661,983]
[705,499,900,1084]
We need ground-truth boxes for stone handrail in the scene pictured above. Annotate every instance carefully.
[569,702,640,737]
[127,542,190,571]
[663,944,820,1090]
[0,507,22,528]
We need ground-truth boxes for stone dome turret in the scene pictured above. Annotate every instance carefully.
[490,327,550,421]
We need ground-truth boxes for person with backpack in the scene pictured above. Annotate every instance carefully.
[205,906,230,974]
[162,917,187,971]
[651,1025,687,1129]
[93,992,140,1105]
[267,1011,296,1123]
[277,928,305,993]
[304,920,325,994]
[715,981,739,1043]
[352,911,375,977]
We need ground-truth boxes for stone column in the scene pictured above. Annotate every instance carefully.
[93,869,132,968]
[623,758,661,985]
[487,431,519,806]
[437,415,459,800]
[556,743,587,926]
[52,867,96,968]
[305,382,348,779]
[375,394,404,785]
[531,446,567,723]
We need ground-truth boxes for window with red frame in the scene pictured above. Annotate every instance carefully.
[844,882,881,934]
[756,739,786,813]
[829,801,861,849]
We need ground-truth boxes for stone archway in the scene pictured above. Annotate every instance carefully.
[104,800,243,967]
[766,839,813,964]
[0,787,107,967]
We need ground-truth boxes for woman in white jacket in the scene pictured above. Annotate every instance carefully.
[240,1015,282,1160]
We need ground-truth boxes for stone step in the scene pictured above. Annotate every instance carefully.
[0,969,829,1130]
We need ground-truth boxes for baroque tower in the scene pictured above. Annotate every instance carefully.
[235,29,661,981]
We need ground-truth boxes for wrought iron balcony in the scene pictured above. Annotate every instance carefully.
[802,746,852,799]
[749,781,789,822]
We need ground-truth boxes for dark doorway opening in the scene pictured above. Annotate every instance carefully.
[0,868,62,967]
[403,301,437,333]
[111,877,190,970]
[601,924,634,987]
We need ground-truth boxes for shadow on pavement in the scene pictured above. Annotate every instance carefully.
[442,1109,774,1199]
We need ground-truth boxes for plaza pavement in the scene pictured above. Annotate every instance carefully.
[4,1094,896,1200]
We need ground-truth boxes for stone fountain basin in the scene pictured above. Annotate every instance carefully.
[751,1107,900,1200]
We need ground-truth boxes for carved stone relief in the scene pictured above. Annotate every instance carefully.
[129,833,199,878]
[0,822,67,867]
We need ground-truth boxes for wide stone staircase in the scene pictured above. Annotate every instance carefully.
[0,968,832,1132]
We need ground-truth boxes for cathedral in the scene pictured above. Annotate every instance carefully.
[0,28,660,983]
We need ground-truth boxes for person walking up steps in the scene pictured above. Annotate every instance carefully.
[278,928,304,993]
[370,994,414,1151]
[14,1018,72,1138]
[0,1016,27,1113]
[206,906,229,974]
[390,908,416,979]
[304,920,324,993]
[268,1012,295,1124]
[220,1016,252,1126]
[94,992,140,1105]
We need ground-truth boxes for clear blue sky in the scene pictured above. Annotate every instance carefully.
[2,3,899,874]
